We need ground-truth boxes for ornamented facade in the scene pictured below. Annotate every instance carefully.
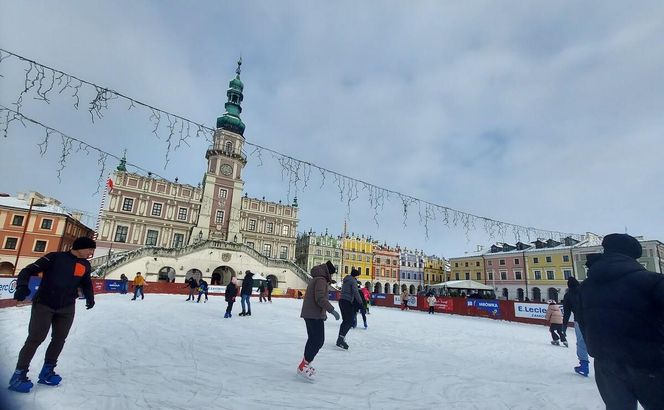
[294,230,342,282]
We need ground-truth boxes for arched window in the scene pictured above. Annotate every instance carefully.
[224,141,233,154]
[532,287,542,302]
[158,266,175,282]
[517,288,524,301]
[392,283,399,294]
[502,288,509,299]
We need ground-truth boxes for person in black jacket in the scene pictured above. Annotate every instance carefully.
[184,276,198,302]
[579,233,664,409]
[562,275,590,377]
[266,278,274,303]
[224,276,238,318]
[239,270,254,316]
[8,236,96,393]
[258,281,267,303]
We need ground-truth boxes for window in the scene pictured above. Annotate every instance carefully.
[534,270,542,280]
[476,261,480,267]
[122,198,134,212]
[151,203,162,216]
[263,243,272,257]
[41,219,53,230]
[33,240,47,252]
[114,226,128,243]
[455,272,460,280]
[146,230,159,246]
[500,271,507,280]
[455,262,459,268]
[215,210,224,224]
[4,237,18,250]
[218,188,227,199]
[499,259,505,266]
[514,258,520,265]
[11,215,24,226]
[282,225,290,236]
[407,273,411,280]
[465,272,470,280]
[335,251,339,257]
[476,272,481,281]
[280,246,288,259]
[246,241,254,249]
[488,260,493,266]
[488,272,494,280]
[546,256,552,263]
[266,222,274,233]
[563,269,572,280]
[562,255,570,263]
[376,257,381,264]
[533,257,539,264]
[325,250,330,257]
[316,249,322,256]
[248,219,256,231]
[546,270,555,280]
[351,254,356,261]
[172,233,184,248]
[177,208,188,221]
[366,267,369,276]
[465,262,468,267]
[515,271,522,280]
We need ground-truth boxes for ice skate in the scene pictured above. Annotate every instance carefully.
[336,336,349,350]
[37,363,62,386]
[8,370,33,393]
[574,360,590,377]
[296,359,315,382]
[550,340,560,346]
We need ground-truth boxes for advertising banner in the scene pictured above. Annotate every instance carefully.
[393,295,417,307]
[208,285,226,294]
[513,302,569,321]
[467,299,501,317]
[92,280,104,293]
[105,280,123,292]
[434,297,454,312]
[0,277,40,300]
[371,293,387,300]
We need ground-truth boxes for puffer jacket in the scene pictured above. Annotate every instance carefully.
[340,275,362,305]
[580,252,664,370]
[545,304,563,324]
[300,263,335,320]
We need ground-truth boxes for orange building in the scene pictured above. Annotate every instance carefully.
[0,192,94,274]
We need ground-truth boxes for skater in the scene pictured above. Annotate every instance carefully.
[361,284,371,314]
[545,301,567,347]
[297,261,340,380]
[224,276,238,318]
[184,276,198,301]
[427,294,437,314]
[336,268,363,349]
[563,269,594,377]
[120,273,129,294]
[354,283,368,329]
[131,272,145,300]
[239,270,254,316]
[8,236,96,393]
[258,280,267,303]
[197,278,209,303]
[400,289,410,310]
[580,233,664,409]
[267,278,274,303]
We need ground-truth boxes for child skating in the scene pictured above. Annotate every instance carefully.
[545,301,568,347]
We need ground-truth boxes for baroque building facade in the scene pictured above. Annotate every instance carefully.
[294,230,342,282]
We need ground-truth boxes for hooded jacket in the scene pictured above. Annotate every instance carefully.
[545,304,563,324]
[240,271,254,295]
[300,263,335,319]
[225,277,238,302]
[562,277,580,327]
[580,252,664,369]
[340,275,362,305]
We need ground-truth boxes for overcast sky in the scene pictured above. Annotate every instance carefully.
[1,1,663,258]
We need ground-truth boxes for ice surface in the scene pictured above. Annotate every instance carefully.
[0,294,604,409]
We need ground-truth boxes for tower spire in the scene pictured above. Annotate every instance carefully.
[216,57,246,135]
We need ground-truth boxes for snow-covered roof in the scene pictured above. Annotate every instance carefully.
[429,280,494,290]
[0,196,72,217]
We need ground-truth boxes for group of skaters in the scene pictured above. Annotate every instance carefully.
[6,233,664,409]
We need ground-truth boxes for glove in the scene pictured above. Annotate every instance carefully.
[86,300,95,310]
[14,286,30,301]
[331,310,340,321]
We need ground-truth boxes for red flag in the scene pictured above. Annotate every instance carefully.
[106,178,114,191]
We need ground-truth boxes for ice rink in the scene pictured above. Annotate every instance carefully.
[1,294,604,409]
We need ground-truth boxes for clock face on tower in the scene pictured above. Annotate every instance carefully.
[220,164,233,176]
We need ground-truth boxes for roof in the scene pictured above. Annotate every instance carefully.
[428,280,494,291]
[0,196,72,217]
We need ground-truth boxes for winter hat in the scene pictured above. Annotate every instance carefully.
[350,267,360,277]
[602,233,642,259]
[585,253,602,268]
[567,277,579,289]
[72,236,96,250]
[245,270,254,276]
[325,260,336,275]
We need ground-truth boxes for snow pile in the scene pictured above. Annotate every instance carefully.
[0,294,603,409]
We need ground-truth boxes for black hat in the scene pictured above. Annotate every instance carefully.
[602,233,642,259]
[325,260,336,275]
[72,236,96,250]
[567,277,579,289]
[350,268,360,277]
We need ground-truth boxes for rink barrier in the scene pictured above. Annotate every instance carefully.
[0,276,566,327]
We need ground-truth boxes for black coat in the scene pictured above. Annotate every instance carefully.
[240,273,254,295]
[225,282,237,302]
[580,252,664,370]
[562,284,580,328]
[186,277,198,289]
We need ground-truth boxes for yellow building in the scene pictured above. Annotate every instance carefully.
[423,255,446,285]
[449,250,486,283]
[524,239,576,302]
[341,235,374,283]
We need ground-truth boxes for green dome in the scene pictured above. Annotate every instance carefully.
[229,75,244,92]
[216,113,245,135]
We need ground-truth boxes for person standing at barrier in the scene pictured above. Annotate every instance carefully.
[400,289,410,311]
[120,273,129,294]
[224,276,238,318]
[297,261,340,381]
[427,294,436,314]
[197,278,209,303]
[131,272,145,300]
[336,268,362,349]
[8,236,96,393]
[580,233,664,409]
[239,270,254,316]
[267,278,274,303]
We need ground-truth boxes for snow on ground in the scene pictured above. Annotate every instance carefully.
[1,294,604,410]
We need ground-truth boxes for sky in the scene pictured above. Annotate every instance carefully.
[1,1,664,258]
[0,294,605,409]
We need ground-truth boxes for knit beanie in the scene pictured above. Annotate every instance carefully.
[602,233,642,259]
[567,276,579,289]
[350,267,360,277]
[72,236,96,250]
[325,260,336,275]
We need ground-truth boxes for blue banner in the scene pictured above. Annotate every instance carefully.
[328,291,338,301]
[467,299,501,316]
[105,280,124,292]
[371,293,387,300]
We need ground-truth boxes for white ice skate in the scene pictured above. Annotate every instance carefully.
[296,362,316,382]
